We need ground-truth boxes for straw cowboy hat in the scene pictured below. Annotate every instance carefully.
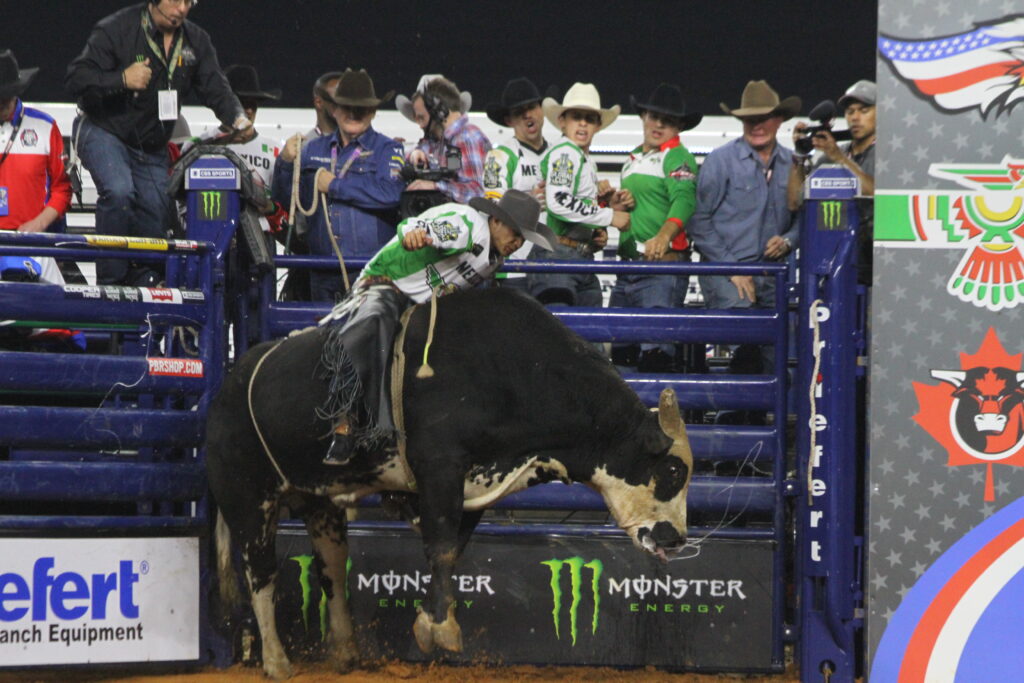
[719,80,801,120]
[0,50,38,99]
[542,82,620,129]
[224,64,281,102]
[329,68,393,108]
[630,83,703,131]
[395,74,471,123]
[468,190,556,251]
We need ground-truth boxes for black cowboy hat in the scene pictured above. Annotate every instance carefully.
[469,190,556,251]
[330,68,394,108]
[630,83,703,131]
[224,64,281,102]
[0,50,38,99]
[486,77,544,126]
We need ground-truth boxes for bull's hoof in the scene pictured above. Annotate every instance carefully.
[263,657,293,680]
[413,603,462,654]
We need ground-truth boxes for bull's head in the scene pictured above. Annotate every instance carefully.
[591,389,694,561]
[933,369,1024,434]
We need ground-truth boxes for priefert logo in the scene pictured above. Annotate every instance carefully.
[0,557,140,622]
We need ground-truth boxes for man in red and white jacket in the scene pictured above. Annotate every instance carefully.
[0,50,71,237]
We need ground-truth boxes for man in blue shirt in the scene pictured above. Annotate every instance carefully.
[688,80,800,414]
[273,69,405,302]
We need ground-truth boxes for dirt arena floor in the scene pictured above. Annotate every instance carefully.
[0,661,803,683]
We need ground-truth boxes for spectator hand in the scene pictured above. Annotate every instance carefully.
[406,179,438,191]
[763,235,791,260]
[597,180,614,203]
[532,180,546,211]
[611,210,631,231]
[644,233,672,261]
[315,168,334,193]
[17,217,48,233]
[231,117,256,144]
[731,275,757,302]
[402,228,433,251]
[280,134,302,163]
[591,228,608,250]
[791,121,808,147]
[123,58,152,91]
[610,189,635,211]
[813,130,843,162]
[408,149,428,168]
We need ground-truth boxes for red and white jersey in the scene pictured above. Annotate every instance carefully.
[0,100,71,231]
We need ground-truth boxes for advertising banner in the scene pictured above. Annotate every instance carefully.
[870,4,1024,679]
[274,528,775,670]
[0,537,199,665]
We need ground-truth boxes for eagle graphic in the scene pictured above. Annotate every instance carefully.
[879,14,1024,119]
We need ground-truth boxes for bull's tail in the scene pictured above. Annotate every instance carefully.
[215,510,245,611]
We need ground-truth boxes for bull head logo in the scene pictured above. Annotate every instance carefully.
[913,328,1024,500]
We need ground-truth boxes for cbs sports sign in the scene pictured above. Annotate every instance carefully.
[0,538,198,665]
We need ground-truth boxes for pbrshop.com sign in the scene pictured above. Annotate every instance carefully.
[0,538,198,665]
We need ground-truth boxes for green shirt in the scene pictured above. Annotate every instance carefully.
[618,137,698,259]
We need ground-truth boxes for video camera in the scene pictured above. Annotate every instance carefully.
[399,143,462,183]
[398,143,462,219]
[795,100,853,155]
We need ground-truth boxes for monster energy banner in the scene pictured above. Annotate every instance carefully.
[198,191,226,221]
[273,528,774,669]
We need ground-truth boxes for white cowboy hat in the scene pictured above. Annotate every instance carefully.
[395,73,472,123]
[542,82,620,129]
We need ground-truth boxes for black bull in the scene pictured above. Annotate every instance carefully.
[207,288,693,679]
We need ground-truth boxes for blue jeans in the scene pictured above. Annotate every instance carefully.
[698,273,776,374]
[74,117,171,284]
[609,270,689,356]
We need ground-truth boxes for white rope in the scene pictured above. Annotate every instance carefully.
[807,298,824,506]
[286,135,350,291]
[246,339,292,488]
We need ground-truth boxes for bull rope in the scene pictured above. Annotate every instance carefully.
[287,135,350,291]
[389,306,420,490]
[246,338,293,489]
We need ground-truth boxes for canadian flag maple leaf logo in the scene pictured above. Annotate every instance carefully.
[912,328,1024,501]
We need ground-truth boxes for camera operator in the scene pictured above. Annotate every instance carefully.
[787,80,876,283]
[403,77,490,204]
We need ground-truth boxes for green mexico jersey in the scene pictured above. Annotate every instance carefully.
[541,138,613,237]
[619,138,698,258]
[361,203,500,303]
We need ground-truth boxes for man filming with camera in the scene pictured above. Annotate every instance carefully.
[403,77,490,205]
[787,79,876,283]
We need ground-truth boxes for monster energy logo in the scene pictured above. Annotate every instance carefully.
[200,191,225,220]
[541,557,603,645]
[289,554,352,640]
[819,200,844,230]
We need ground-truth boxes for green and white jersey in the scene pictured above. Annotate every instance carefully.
[482,136,548,270]
[360,203,500,303]
[482,137,547,199]
[541,137,613,237]
[619,137,698,259]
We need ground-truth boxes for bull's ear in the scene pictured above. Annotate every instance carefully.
[658,389,686,441]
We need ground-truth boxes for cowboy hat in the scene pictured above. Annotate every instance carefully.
[0,50,38,99]
[719,80,801,120]
[542,82,620,129]
[395,74,471,123]
[224,64,281,102]
[485,77,544,126]
[469,190,556,251]
[630,83,703,131]
[329,68,393,108]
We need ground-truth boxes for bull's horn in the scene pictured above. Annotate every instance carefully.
[931,370,966,387]
[1018,372,1024,386]
[658,389,686,441]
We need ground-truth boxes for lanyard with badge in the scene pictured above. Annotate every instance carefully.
[141,9,184,121]
[0,103,23,217]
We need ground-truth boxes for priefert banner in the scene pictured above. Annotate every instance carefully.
[0,537,199,665]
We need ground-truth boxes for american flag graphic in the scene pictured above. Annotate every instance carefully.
[879,15,1024,119]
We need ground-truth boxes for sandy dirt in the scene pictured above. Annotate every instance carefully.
[0,661,802,683]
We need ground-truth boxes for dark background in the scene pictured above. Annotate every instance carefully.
[10,0,877,115]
